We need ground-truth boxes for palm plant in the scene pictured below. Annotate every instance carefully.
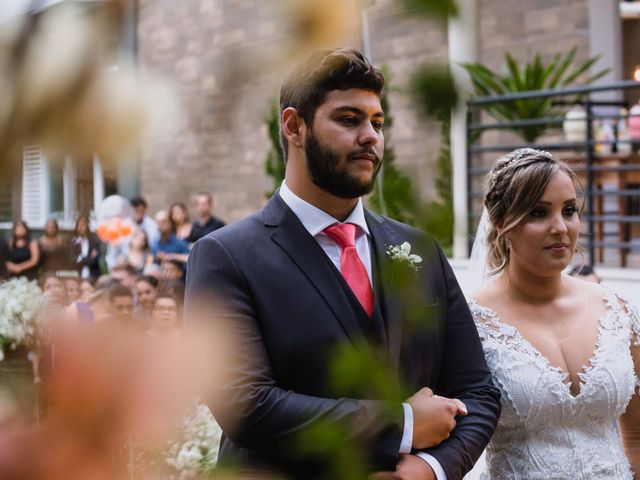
[462,48,609,142]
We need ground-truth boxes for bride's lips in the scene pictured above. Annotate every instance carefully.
[545,242,569,252]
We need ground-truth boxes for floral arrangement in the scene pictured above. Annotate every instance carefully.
[0,277,46,361]
[386,242,423,272]
[164,401,223,479]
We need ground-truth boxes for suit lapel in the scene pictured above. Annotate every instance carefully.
[365,210,404,369]
[265,194,367,349]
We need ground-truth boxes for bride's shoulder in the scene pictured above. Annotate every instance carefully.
[564,274,638,319]
[563,274,607,297]
[467,284,502,322]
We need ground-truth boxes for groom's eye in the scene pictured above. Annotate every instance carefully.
[339,116,357,126]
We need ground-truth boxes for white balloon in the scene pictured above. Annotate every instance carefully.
[97,195,133,222]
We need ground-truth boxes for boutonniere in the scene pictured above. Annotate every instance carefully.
[386,242,423,272]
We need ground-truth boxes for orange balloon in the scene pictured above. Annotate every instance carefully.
[105,227,120,242]
[96,224,110,243]
[120,224,132,237]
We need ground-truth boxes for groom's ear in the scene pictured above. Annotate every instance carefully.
[282,107,305,149]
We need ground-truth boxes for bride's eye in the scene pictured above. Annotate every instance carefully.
[563,205,578,216]
[529,207,547,218]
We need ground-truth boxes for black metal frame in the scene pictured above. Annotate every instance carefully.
[466,80,640,268]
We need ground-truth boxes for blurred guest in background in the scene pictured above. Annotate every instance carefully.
[126,229,154,274]
[79,278,95,303]
[6,220,40,281]
[569,264,601,284]
[130,196,160,247]
[109,283,135,325]
[38,218,71,275]
[40,271,68,307]
[63,274,82,304]
[169,202,192,242]
[70,215,101,280]
[135,275,158,323]
[186,192,225,244]
[0,235,9,280]
[147,291,182,338]
[161,258,184,282]
[153,210,189,267]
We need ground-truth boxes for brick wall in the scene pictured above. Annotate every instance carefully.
[136,0,591,222]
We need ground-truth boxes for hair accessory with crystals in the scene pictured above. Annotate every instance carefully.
[489,148,553,188]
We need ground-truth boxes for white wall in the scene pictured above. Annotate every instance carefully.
[450,258,640,310]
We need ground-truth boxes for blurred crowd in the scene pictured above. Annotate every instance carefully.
[0,192,225,336]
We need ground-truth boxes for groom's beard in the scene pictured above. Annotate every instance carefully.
[305,131,382,199]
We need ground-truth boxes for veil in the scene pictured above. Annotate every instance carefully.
[463,207,492,295]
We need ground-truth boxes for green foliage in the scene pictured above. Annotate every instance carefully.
[462,48,610,142]
[406,63,455,252]
[423,118,453,254]
[410,64,459,121]
[264,97,285,197]
[400,0,458,21]
[369,68,421,226]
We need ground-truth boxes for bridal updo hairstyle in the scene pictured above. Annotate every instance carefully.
[483,148,582,275]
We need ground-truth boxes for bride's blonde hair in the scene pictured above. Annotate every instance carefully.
[483,148,582,275]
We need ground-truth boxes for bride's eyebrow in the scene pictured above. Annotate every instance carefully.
[536,198,577,205]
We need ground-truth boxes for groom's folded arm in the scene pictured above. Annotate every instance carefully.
[402,404,448,479]
[186,235,407,470]
[411,244,501,480]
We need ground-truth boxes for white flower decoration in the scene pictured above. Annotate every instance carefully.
[386,242,423,272]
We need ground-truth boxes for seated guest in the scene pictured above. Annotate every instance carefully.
[125,229,154,274]
[135,275,158,323]
[40,271,68,307]
[61,273,82,304]
[7,220,40,281]
[161,259,184,282]
[147,291,181,338]
[79,278,95,303]
[108,283,144,335]
[152,210,189,267]
[111,263,138,292]
[169,202,193,242]
[186,192,225,244]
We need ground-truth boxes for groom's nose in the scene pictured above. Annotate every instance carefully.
[357,122,382,148]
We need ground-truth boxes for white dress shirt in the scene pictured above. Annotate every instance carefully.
[278,181,447,480]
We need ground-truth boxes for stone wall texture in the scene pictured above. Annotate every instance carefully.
[136,0,591,222]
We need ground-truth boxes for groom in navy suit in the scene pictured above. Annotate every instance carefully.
[186,48,500,480]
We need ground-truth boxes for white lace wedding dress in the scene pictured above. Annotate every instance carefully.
[468,293,639,479]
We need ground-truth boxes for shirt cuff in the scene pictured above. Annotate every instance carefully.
[400,402,413,453]
[415,452,448,480]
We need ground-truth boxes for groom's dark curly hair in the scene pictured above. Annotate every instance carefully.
[279,47,385,162]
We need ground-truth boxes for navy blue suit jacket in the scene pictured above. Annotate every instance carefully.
[185,193,500,479]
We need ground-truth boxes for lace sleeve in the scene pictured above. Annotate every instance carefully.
[614,294,640,392]
[616,294,640,347]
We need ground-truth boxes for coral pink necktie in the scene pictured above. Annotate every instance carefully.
[324,223,374,317]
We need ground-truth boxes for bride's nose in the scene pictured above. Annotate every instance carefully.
[549,212,568,234]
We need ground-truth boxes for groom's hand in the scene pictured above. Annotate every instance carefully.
[407,387,467,449]
[368,454,436,480]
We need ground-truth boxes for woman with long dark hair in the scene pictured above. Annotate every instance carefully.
[6,220,40,281]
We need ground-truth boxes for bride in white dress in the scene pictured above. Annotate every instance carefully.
[467,149,640,479]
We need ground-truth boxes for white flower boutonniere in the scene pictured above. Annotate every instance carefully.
[386,242,423,272]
